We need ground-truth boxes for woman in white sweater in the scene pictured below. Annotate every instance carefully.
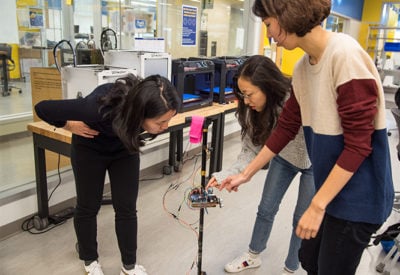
[207,55,314,274]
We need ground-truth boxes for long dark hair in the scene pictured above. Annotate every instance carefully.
[233,55,290,146]
[100,74,181,153]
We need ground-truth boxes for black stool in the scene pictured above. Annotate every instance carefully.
[0,44,22,96]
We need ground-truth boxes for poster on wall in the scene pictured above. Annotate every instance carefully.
[135,19,147,33]
[29,8,43,27]
[16,8,30,28]
[182,5,197,47]
[19,31,42,47]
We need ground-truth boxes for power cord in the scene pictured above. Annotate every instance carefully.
[21,215,67,235]
[47,153,62,202]
[162,140,215,274]
[23,154,73,234]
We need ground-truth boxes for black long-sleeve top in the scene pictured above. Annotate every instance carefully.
[36,83,113,134]
[35,83,127,153]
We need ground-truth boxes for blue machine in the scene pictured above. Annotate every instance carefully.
[211,56,248,104]
[172,58,214,112]
[190,56,248,104]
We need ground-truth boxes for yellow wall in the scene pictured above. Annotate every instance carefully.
[280,48,304,76]
[362,0,382,22]
[358,0,382,51]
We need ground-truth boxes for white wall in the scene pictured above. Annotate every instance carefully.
[0,0,19,44]
[346,18,362,41]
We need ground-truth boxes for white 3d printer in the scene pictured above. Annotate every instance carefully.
[54,39,137,99]
[61,65,137,99]
[103,50,172,80]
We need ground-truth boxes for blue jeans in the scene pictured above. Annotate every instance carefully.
[249,155,315,271]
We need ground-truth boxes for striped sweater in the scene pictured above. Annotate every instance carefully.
[266,32,394,224]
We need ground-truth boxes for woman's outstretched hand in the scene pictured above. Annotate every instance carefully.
[207,173,250,192]
[206,177,219,189]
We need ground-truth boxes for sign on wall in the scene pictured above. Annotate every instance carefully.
[182,5,197,46]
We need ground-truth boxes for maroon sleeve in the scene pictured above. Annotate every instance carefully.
[336,79,377,172]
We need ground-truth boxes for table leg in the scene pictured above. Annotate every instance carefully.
[32,140,49,219]
[32,135,50,230]
[164,131,177,175]
[176,129,183,172]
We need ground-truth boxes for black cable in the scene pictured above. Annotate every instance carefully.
[21,154,70,235]
[53,39,75,71]
[139,174,165,182]
[100,28,117,55]
[47,153,62,202]
[21,215,67,235]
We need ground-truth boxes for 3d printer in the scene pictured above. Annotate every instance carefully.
[190,56,247,104]
[53,39,136,100]
[61,65,137,99]
[171,58,214,112]
[210,56,248,104]
[103,50,172,80]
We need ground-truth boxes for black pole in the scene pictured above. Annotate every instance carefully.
[185,116,210,275]
[198,117,211,275]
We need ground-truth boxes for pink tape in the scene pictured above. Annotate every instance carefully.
[189,115,205,144]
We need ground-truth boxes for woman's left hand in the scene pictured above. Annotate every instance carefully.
[295,201,325,239]
[63,121,99,138]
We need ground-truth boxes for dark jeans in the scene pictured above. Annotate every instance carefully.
[71,138,140,266]
[299,213,381,275]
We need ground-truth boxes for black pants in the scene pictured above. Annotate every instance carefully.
[71,137,140,265]
[299,214,381,275]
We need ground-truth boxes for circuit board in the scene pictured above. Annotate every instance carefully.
[188,187,221,208]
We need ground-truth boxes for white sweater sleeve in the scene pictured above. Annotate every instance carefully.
[211,135,261,184]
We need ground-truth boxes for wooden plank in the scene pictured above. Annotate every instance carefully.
[27,99,230,172]
[169,104,224,126]
[29,68,69,172]
[30,67,62,122]
[27,121,71,144]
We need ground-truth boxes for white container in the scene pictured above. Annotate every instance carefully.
[61,65,137,99]
[104,50,171,80]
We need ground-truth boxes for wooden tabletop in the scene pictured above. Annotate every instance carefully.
[169,104,226,126]
[213,101,238,113]
[27,121,72,143]
[27,103,234,143]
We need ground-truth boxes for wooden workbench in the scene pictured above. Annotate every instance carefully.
[27,103,229,228]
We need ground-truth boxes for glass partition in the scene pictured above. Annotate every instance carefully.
[159,0,245,58]
[0,0,249,196]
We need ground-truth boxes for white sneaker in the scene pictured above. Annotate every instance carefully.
[84,261,104,275]
[224,252,262,273]
[282,266,295,274]
[120,264,148,275]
